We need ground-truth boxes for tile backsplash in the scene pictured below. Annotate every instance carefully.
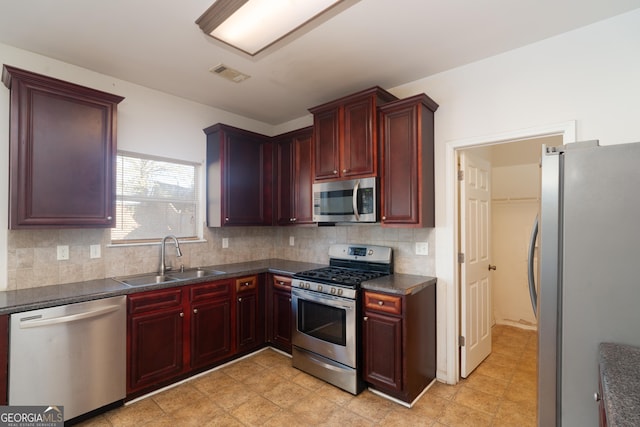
[6,225,435,290]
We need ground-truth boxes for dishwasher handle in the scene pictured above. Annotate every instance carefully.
[18,303,122,329]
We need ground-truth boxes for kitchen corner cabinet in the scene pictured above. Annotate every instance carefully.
[379,93,439,227]
[267,274,293,353]
[275,127,314,225]
[2,65,124,229]
[309,86,397,181]
[235,275,265,354]
[205,124,273,227]
[363,284,436,403]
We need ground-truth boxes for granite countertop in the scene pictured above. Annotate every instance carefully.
[361,273,437,295]
[599,342,640,426]
[0,259,437,314]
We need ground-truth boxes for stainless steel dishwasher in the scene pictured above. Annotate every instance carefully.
[9,296,126,421]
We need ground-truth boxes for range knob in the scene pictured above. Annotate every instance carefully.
[330,288,336,295]
[317,285,323,292]
[305,282,311,289]
[337,289,343,296]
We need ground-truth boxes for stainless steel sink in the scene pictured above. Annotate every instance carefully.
[116,273,179,287]
[167,268,226,280]
[115,268,226,287]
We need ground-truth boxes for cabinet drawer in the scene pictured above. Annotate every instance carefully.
[190,280,231,302]
[128,288,183,314]
[364,292,402,315]
[236,276,258,293]
[272,275,292,291]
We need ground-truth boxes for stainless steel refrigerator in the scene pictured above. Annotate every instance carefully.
[533,140,640,426]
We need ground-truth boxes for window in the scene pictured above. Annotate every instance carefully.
[112,152,200,243]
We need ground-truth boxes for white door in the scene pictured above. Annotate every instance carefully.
[459,151,492,378]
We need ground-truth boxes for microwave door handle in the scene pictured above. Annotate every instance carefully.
[352,180,361,221]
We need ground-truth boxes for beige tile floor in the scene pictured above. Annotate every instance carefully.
[78,325,537,426]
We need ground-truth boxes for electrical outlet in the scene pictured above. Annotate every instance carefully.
[57,245,69,261]
[415,242,429,256]
[222,238,229,248]
[90,244,101,259]
[289,236,295,246]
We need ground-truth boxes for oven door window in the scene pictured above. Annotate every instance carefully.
[316,189,354,216]
[298,299,346,346]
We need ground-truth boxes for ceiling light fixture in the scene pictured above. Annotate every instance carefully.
[196,0,357,57]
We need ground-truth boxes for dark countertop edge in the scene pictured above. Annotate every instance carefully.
[0,259,437,314]
[361,274,437,295]
[599,342,640,426]
[0,259,325,315]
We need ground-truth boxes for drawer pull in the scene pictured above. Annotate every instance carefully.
[193,308,198,314]
[179,312,184,318]
[378,301,384,306]
[238,297,242,302]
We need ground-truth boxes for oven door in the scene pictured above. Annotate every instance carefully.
[291,287,357,368]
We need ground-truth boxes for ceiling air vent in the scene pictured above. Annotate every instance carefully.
[209,64,250,83]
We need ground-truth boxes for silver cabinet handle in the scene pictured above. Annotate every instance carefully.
[594,392,601,402]
[107,216,113,220]
[238,297,242,302]
[363,316,368,321]
[179,312,184,318]
[193,308,198,314]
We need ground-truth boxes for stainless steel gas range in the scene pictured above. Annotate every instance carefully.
[291,244,393,394]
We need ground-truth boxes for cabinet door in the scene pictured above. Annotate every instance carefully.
[313,108,341,180]
[224,131,270,225]
[276,139,295,225]
[381,104,419,225]
[237,291,258,353]
[363,311,402,393]
[293,130,314,224]
[342,96,376,178]
[128,307,184,393]
[191,297,232,369]
[0,315,7,405]
[3,65,124,229]
[271,287,292,353]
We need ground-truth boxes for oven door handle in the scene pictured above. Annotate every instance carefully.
[352,179,361,221]
[292,288,354,309]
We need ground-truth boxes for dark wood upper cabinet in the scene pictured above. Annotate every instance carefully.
[309,86,397,181]
[2,65,124,229]
[379,93,439,227]
[204,124,273,227]
[275,127,314,225]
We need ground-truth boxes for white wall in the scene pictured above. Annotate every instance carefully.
[389,9,640,382]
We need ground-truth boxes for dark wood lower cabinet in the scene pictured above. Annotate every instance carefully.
[0,314,8,405]
[235,275,264,354]
[363,282,436,404]
[127,275,264,398]
[189,281,233,369]
[268,274,293,353]
[127,289,185,395]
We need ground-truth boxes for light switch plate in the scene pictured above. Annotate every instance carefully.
[90,244,101,259]
[222,238,229,248]
[289,236,295,246]
[57,245,69,261]
[415,242,429,256]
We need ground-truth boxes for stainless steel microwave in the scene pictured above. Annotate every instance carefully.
[312,177,377,223]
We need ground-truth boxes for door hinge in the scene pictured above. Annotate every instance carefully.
[458,253,465,263]
[458,170,464,181]
[459,336,465,347]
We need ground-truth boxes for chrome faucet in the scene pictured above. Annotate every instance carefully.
[160,235,182,275]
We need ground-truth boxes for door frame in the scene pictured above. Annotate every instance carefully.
[443,120,576,384]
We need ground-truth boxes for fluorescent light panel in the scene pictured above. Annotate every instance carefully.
[197,0,342,56]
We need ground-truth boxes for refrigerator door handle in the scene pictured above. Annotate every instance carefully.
[527,215,539,318]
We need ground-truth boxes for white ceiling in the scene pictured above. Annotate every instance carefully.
[1,0,639,125]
